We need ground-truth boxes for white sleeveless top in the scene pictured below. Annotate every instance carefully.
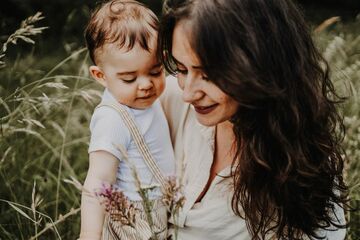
[88,89,175,201]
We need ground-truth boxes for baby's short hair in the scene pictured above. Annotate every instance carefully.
[85,0,159,64]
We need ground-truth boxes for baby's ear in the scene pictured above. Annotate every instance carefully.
[89,65,107,88]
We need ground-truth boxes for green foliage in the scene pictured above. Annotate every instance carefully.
[1,12,47,69]
[314,18,360,240]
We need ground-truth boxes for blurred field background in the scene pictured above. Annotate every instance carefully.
[0,0,359,239]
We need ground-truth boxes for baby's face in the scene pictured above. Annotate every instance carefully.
[96,41,165,109]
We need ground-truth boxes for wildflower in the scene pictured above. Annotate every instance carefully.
[162,176,185,215]
[95,184,138,227]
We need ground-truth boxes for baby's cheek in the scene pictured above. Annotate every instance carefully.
[158,77,166,93]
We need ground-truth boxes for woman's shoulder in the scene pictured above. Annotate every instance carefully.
[160,75,190,130]
[160,75,184,109]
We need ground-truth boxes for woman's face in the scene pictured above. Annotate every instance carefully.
[172,21,239,126]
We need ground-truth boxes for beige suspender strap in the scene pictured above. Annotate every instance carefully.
[96,103,167,189]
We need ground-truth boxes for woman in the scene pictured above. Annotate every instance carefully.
[158,0,348,239]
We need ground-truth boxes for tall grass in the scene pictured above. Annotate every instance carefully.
[0,13,359,240]
[0,13,100,239]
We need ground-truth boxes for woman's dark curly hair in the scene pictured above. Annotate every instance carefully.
[158,0,349,239]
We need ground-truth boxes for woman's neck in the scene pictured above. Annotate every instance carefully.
[195,120,236,203]
[214,120,236,170]
[216,120,236,150]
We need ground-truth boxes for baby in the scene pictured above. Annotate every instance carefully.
[79,1,175,239]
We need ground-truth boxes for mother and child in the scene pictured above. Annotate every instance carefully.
[79,0,348,239]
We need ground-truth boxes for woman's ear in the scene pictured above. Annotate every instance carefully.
[89,65,107,88]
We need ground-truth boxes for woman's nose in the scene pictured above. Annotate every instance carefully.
[138,77,153,91]
[181,74,203,103]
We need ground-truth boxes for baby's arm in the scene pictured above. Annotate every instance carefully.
[79,151,119,240]
[80,105,131,239]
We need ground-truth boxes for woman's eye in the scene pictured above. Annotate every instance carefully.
[175,68,188,75]
[201,74,209,81]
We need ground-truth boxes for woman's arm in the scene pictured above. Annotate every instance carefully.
[315,202,346,240]
[79,151,119,240]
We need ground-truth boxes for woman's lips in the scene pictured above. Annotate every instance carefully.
[194,104,218,114]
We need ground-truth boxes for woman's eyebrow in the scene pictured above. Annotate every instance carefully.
[172,56,202,69]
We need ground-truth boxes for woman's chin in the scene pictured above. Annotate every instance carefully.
[195,114,218,127]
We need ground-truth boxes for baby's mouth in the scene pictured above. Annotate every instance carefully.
[137,94,155,100]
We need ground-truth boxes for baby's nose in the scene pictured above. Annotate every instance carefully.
[138,77,153,90]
